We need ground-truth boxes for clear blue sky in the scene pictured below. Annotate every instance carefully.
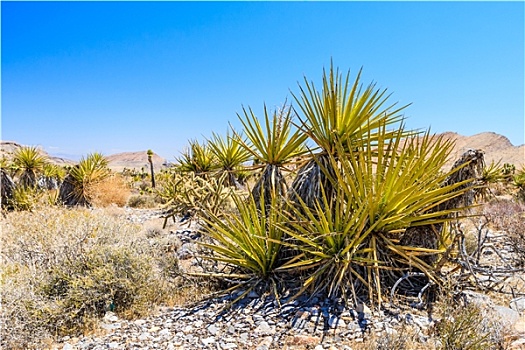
[2,1,524,161]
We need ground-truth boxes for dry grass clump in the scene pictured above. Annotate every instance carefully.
[483,199,525,266]
[85,173,131,207]
[432,297,512,350]
[0,207,183,349]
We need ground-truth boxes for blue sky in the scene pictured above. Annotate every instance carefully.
[2,1,524,161]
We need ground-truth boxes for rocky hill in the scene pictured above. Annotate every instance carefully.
[106,151,167,172]
[441,132,524,170]
[0,141,75,166]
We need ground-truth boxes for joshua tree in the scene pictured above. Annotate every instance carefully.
[147,149,156,188]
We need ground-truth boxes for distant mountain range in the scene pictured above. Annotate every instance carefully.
[1,131,523,172]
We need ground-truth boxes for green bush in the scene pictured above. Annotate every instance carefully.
[1,207,177,348]
[38,246,159,334]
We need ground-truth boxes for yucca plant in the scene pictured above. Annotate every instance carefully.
[276,126,479,306]
[10,185,41,211]
[513,166,525,201]
[12,146,49,188]
[196,191,287,302]
[207,130,252,187]
[38,163,65,190]
[236,104,308,207]
[58,153,110,206]
[288,64,410,209]
[177,140,217,176]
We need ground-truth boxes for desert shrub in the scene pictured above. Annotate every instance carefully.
[9,184,41,211]
[513,167,525,201]
[127,193,160,208]
[157,171,237,220]
[0,207,177,349]
[38,245,158,334]
[86,173,131,207]
[435,299,508,350]
[483,199,525,266]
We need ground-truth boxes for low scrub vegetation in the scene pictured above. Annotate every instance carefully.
[0,207,182,349]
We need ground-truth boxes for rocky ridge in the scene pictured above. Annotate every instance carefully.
[2,131,523,172]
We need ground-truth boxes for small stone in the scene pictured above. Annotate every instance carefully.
[108,342,119,349]
[207,324,219,335]
[201,336,215,346]
[494,306,520,327]
[103,312,119,323]
[134,319,147,326]
[314,345,324,350]
[138,332,150,341]
[256,336,273,350]
[62,343,74,350]
[255,321,275,334]
[511,338,525,348]
[385,326,398,336]
[149,326,161,332]
[222,343,237,349]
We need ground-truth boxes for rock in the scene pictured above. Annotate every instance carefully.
[494,306,520,327]
[201,336,215,346]
[511,338,525,348]
[256,336,273,350]
[207,323,219,335]
[62,343,74,350]
[103,312,119,323]
[177,243,196,260]
[460,290,495,307]
[514,315,525,334]
[511,297,525,314]
[255,321,275,334]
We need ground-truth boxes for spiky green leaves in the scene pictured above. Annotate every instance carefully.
[59,153,110,206]
[13,146,49,188]
[279,128,480,305]
[292,64,410,155]
[177,140,217,175]
[197,192,286,299]
[236,105,308,166]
